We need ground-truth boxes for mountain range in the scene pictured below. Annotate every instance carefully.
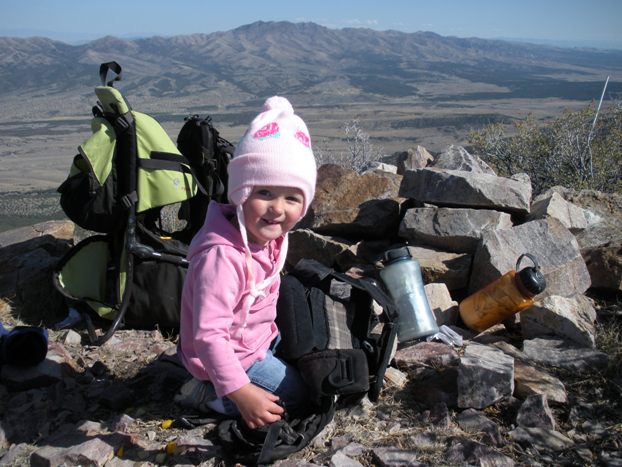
[1,20,621,107]
[1,20,622,197]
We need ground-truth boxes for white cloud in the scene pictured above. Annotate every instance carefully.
[344,19,379,27]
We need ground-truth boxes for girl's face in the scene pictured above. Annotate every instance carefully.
[242,185,305,246]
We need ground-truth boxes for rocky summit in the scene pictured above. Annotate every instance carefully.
[0,144,621,466]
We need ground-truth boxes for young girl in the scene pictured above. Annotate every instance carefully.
[176,96,317,429]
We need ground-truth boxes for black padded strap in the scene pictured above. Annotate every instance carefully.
[256,421,285,465]
[150,151,191,165]
[139,153,207,195]
[138,158,188,172]
[99,61,122,87]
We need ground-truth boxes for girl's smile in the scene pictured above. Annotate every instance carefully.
[242,186,305,246]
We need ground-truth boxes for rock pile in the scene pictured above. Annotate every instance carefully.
[0,144,621,466]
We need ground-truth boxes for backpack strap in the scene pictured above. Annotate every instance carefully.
[217,397,336,465]
[325,271,398,401]
[138,152,208,196]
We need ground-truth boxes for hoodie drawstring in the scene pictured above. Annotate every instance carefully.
[234,205,288,338]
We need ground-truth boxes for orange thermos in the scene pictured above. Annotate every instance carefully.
[459,253,546,332]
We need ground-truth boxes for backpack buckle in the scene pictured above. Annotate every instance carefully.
[113,115,130,133]
[121,191,138,209]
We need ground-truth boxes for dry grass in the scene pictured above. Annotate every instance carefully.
[595,299,622,380]
[0,297,20,328]
[290,387,471,465]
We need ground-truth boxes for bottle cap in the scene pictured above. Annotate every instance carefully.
[383,246,411,264]
[516,253,547,295]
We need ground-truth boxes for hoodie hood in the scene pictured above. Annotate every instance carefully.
[187,202,244,261]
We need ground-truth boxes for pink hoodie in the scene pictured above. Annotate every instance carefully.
[177,202,283,397]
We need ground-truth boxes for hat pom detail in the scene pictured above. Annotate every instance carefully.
[262,96,294,114]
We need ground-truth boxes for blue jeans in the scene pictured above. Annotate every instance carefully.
[204,340,309,416]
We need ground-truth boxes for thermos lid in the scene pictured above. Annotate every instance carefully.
[516,253,547,295]
[383,246,412,264]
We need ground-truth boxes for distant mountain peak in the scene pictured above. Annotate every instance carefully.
[0,21,619,103]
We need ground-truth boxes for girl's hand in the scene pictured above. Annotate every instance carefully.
[227,383,284,429]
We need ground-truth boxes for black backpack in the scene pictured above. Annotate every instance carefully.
[215,259,399,465]
[276,259,399,405]
[175,115,234,243]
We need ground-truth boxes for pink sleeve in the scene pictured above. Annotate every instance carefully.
[189,246,250,396]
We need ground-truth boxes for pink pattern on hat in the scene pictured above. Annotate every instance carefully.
[254,122,280,140]
[295,130,311,148]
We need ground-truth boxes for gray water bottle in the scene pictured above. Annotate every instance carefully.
[379,247,439,344]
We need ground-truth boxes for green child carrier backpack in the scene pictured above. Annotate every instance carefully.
[53,62,226,344]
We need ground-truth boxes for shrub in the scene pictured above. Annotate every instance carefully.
[468,102,622,194]
[314,120,384,173]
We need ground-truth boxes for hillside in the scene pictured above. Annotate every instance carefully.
[1,21,621,105]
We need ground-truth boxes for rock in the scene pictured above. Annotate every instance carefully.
[431,144,496,174]
[508,426,574,451]
[512,360,567,404]
[582,239,622,293]
[427,402,452,428]
[425,283,459,326]
[0,220,74,323]
[0,443,35,466]
[288,229,355,269]
[516,394,556,429]
[445,436,515,466]
[59,329,82,346]
[399,168,532,215]
[556,188,622,249]
[0,220,74,249]
[399,206,513,253]
[362,162,398,174]
[393,341,460,369]
[520,294,597,348]
[302,164,403,239]
[522,338,609,372]
[411,367,459,407]
[0,174,619,467]
[371,446,425,466]
[408,246,472,291]
[469,218,591,298]
[457,408,505,446]
[395,145,434,174]
[30,436,117,467]
[329,450,364,467]
[457,343,514,409]
[527,191,587,233]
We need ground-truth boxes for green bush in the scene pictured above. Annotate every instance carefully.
[468,102,622,194]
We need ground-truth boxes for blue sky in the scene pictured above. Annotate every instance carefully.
[1,0,621,49]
